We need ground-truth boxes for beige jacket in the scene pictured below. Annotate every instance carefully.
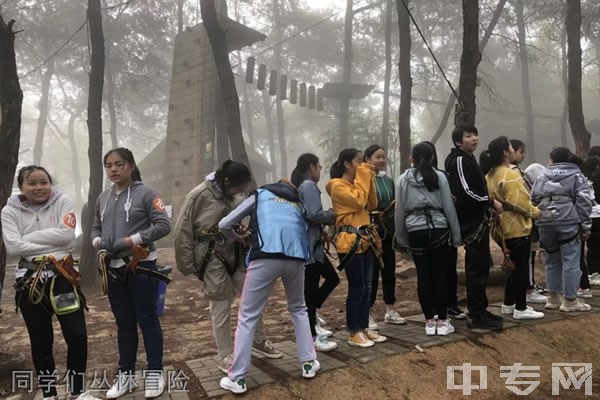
[173,177,244,300]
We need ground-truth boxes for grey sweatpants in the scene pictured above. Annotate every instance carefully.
[229,258,316,381]
[209,267,266,359]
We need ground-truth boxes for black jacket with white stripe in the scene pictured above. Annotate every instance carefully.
[444,148,490,236]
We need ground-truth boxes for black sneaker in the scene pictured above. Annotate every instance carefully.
[467,313,503,330]
[484,310,504,323]
[447,306,467,320]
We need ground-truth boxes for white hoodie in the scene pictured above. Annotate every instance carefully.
[1,191,76,279]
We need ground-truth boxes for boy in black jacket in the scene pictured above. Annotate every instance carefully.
[444,125,504,330]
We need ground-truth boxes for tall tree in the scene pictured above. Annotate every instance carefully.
[339,0,353,150]
[273,0,287,177]
[33,59,55,165]
[515,0,535,153]
[105,41,119,149]
[178,0,184,34]
[381,0,393,151]
[566,0,591,156]
[0,16,24,302]
[455,0,479,126]
[80,0,106,287]
[396,0,412,171]
[430,0,507,142]
[262,90,277,176]
[200,0,254,186]
[560,14,569,147]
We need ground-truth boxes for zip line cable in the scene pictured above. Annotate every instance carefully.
[231,0,367,69]
[398,0,463,110]
[22,20,87,79]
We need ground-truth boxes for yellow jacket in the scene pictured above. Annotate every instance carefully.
[486,165,540,240]
[326,163,378,254]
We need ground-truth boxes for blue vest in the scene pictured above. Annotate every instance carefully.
[247,188,310,262]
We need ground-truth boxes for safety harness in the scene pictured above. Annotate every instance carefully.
[369,200,396,240]
[194,226,242,281]
[402,205,452,255]
[334,224,383,271]
[97,245,171,295]
[536,194,581,252]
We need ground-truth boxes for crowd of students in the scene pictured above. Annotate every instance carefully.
[2,124,598,397]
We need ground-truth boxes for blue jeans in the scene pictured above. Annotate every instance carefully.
[538,225,581,300]
[342,252,374,333]
[107,260,163,372]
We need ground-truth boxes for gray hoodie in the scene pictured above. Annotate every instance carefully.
[298,179,334,265]
[395,168,461,248]
[91,181,171,263]
[530,162,592,231]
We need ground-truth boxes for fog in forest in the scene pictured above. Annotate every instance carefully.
[3,0,600,214]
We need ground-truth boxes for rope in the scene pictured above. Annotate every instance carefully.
[398,0,463,111]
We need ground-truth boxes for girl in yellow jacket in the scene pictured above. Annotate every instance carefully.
[484,136,543,320]
[326,149,387,347]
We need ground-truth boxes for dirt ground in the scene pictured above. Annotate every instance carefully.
[0,246,580,399]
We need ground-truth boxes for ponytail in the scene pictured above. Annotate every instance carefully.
[291,153,319,187]
[412,142,439,192]
[330,148,360,179]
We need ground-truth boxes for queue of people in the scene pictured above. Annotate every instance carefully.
[3,127,598,397]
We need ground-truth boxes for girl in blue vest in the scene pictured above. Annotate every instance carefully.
[218,180,319,394]
[291,153,339,352]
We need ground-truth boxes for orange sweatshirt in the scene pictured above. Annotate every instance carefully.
[325,163,378,254]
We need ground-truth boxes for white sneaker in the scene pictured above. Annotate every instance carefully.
[501,304,515,315]
[577,288,593,299]
[42,397,57,400]
[314,335,337,352]
[302,360,320,379]
[316,312,327,326]
[106,372,137,399]
[425,319,436,335]
[72,392,102,400]
[368,314,379,330]
[144,371,165,399]
[315,325,333,338]
[526,291,548,304]
[384,310,407,325]
[560,298,592,312]
[436,319,455,336]
[513,307,544,320]
[220,377,247,394]
[590,276,600,286]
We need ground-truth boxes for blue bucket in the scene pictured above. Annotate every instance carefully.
[156,266,172,317]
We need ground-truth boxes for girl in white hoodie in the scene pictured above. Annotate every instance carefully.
[1,166,99,400]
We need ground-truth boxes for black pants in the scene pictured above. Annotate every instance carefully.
[304,257,340,337]
[369,233,397,307]
[586,218,600,275]
[503,237,531,310]
[17,277,88,397]
[447,246,459,308]
[580,241,591,290]
[409,229,449,320]
[464,226,491,319]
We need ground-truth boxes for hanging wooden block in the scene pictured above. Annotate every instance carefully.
[299,83,307,107]
[257,64,267,90]
[245,57,255,83]
[290,79,298,104]
[308,85,316,109]
[317,88,324,111]
[269,70,278,96]
[279,75,288,100]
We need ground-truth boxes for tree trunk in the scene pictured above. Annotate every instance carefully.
[515,0,535,154]
[200,0,255,188]
[396,0,412,172]
[33,59,54,165]
[339,0,353,150]
[80,0,105,288]
[0,16,24,303]
[178,0,184,34]
[262,90,277,176]
[455,0,479,126]
[560,12,569,147]
[381,0,393,151]
[430,0,506,143]
[67,104,85,210]
[273,0,287,177]
[105,42,118,149]
[566,0,591,157]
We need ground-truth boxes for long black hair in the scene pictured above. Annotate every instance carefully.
[422,141,438,169]
[103,147,142,181]
[479,151,493,175]
[411,142,439,192]
[330,148,360,179]
[291,153,319,188]
[487,136,511,170]
[550,147,584,169]
[213,160,252,190]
